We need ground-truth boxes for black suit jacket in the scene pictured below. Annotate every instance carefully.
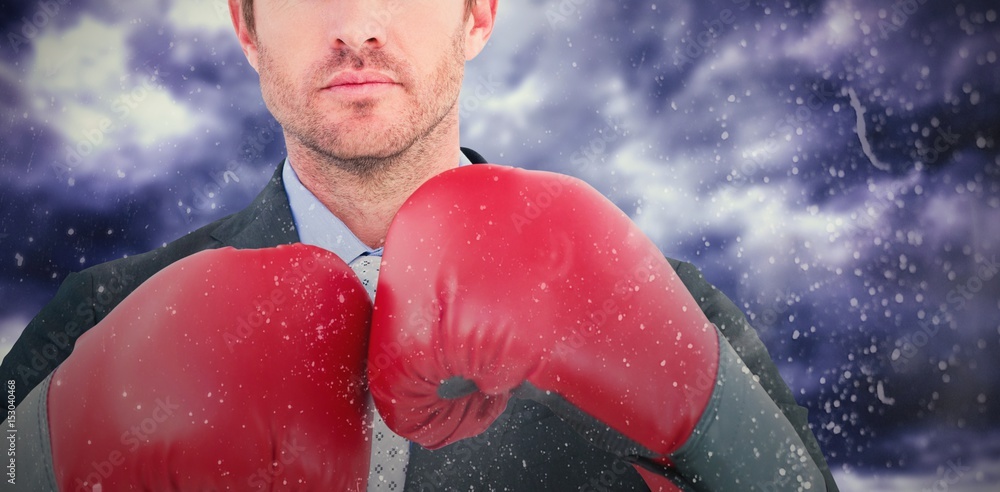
[2,149,837,491]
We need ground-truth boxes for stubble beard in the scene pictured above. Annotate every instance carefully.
[257,26,466,182]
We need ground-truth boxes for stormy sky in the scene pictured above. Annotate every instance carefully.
[1,1,998,490]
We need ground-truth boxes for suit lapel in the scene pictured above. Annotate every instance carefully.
[460,146,487,164]
[209,161,300,249]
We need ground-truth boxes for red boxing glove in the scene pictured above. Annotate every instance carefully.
[370,165,825,491]
[11,244,371,491]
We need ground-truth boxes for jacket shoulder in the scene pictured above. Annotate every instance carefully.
[83,215,232,309]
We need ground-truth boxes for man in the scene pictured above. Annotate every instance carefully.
[1,0,837,490]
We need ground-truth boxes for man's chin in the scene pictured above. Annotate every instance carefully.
[310,135,415,169]
[326,131,410,160]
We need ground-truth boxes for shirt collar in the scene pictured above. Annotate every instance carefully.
[283,150,473,264]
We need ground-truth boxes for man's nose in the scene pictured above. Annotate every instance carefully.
[326,0,389,51]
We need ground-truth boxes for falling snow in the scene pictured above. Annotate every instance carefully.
[0,0,997,490]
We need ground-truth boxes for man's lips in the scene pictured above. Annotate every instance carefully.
[322,71,400,95]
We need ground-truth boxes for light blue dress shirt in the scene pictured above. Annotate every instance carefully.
[282,151,473,262]
[282,152,473,491]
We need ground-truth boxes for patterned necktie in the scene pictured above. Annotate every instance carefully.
[349,255,409,491]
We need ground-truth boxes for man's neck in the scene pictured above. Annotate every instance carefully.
[285,117,460,250]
